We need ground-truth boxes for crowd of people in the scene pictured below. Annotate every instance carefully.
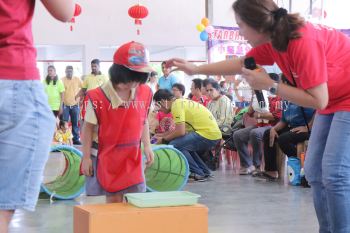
[2,0,350,232]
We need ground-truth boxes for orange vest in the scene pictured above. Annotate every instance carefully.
[87,84,152,192]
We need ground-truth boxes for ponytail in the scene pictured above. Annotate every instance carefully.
[233,0,305,52]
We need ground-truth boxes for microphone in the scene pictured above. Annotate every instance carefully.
[244,57,266,107]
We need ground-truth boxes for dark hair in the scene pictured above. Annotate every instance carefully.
[109,64,149,85]
[66,65,73,70]
[161,61,166,67]
[232,0,305,51]
[45,65,58,85]
[59,120,67,129]
[172,83,185,96]
[219,80,226,88]
[187,93,193,99]
[206,79,221,91]
[192,78,203,90]
[150,71,158,77]
[153,89,174,102]
[202,78,211,88]
[91,59,100,65]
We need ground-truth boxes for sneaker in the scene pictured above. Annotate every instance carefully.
[193,174,208,182]
[239,165,256,175]
[204,173,214,179]
[251,170,263,177]
[188,173,195,180]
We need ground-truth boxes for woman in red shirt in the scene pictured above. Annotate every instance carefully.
[0,1,74,232]
[167,0,350,232]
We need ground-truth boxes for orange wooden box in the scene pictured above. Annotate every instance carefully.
[74,203,208,233]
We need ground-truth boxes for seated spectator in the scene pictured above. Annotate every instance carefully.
[155,110,175,134]
[191,78,210,107]
[202,78,212,99]
[219,80,228,93]
[257,101,315,180]
[147,71,158,94]
[153,89,222,182]
[171,83,185,99]
[54,120,73,145]
[233,73,282,175]
[228,75,252,109]
[206,79,233,129]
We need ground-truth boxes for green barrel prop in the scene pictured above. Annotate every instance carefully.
[41,145,85,200]
[144,145,189,192]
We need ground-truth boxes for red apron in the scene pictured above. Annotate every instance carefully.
[87,84,152,192]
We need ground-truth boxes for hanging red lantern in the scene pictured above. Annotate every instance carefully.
[128,4,149,35]
[69,17,75,31]
[69,3,82,32]
[74,3,82,17]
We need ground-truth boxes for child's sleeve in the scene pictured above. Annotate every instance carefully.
[68,131,73,139]
[85,100,98,125]
[55,131,63,142]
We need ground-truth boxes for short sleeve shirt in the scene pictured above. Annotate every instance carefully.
[43,79,65,111]
[247,22,350,114]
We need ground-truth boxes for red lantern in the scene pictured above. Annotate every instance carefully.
[74,3,82,17]
[69,3,82,32]
[69,17,75,31]
[128,4,149,35]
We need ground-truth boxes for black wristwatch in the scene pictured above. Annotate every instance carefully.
[269,82,279,95]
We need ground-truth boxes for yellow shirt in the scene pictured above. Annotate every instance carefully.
[54,129,73,144]
[85,81,136,142]
[62,76,82,106]
[82,74,108,91]
[171,99,222,140]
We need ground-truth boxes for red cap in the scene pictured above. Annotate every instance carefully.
[113,41,154,73]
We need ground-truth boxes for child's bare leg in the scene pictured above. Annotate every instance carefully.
[106,194,124,203]
[0,210,14,233]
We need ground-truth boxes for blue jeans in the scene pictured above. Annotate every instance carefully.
[62,104,80,142]
[305,112,350,233]
[233,126,271,168]
[169,132,219,176]
[0,80,56,211]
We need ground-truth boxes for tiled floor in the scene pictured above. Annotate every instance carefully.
[8,163,318,233]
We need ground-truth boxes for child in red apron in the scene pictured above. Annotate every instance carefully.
[80,41,154,203]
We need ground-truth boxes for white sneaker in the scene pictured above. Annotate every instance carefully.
[239,165,256,175]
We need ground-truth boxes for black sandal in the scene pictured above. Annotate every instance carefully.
[255,172,278,181]
[251,170,263,177]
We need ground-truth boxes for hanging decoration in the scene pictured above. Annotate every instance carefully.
[196,17,214,42]
[69,3,82,32]
[128,3,149,35]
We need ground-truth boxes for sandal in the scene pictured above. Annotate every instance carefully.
[251,170,263,177]
[255,172,278,181]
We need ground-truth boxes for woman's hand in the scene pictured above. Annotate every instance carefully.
[143,145,154,167]
[241,67,274,91]
[81,156,93,176]
[290,126,308,134]
[165,58,199,75]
